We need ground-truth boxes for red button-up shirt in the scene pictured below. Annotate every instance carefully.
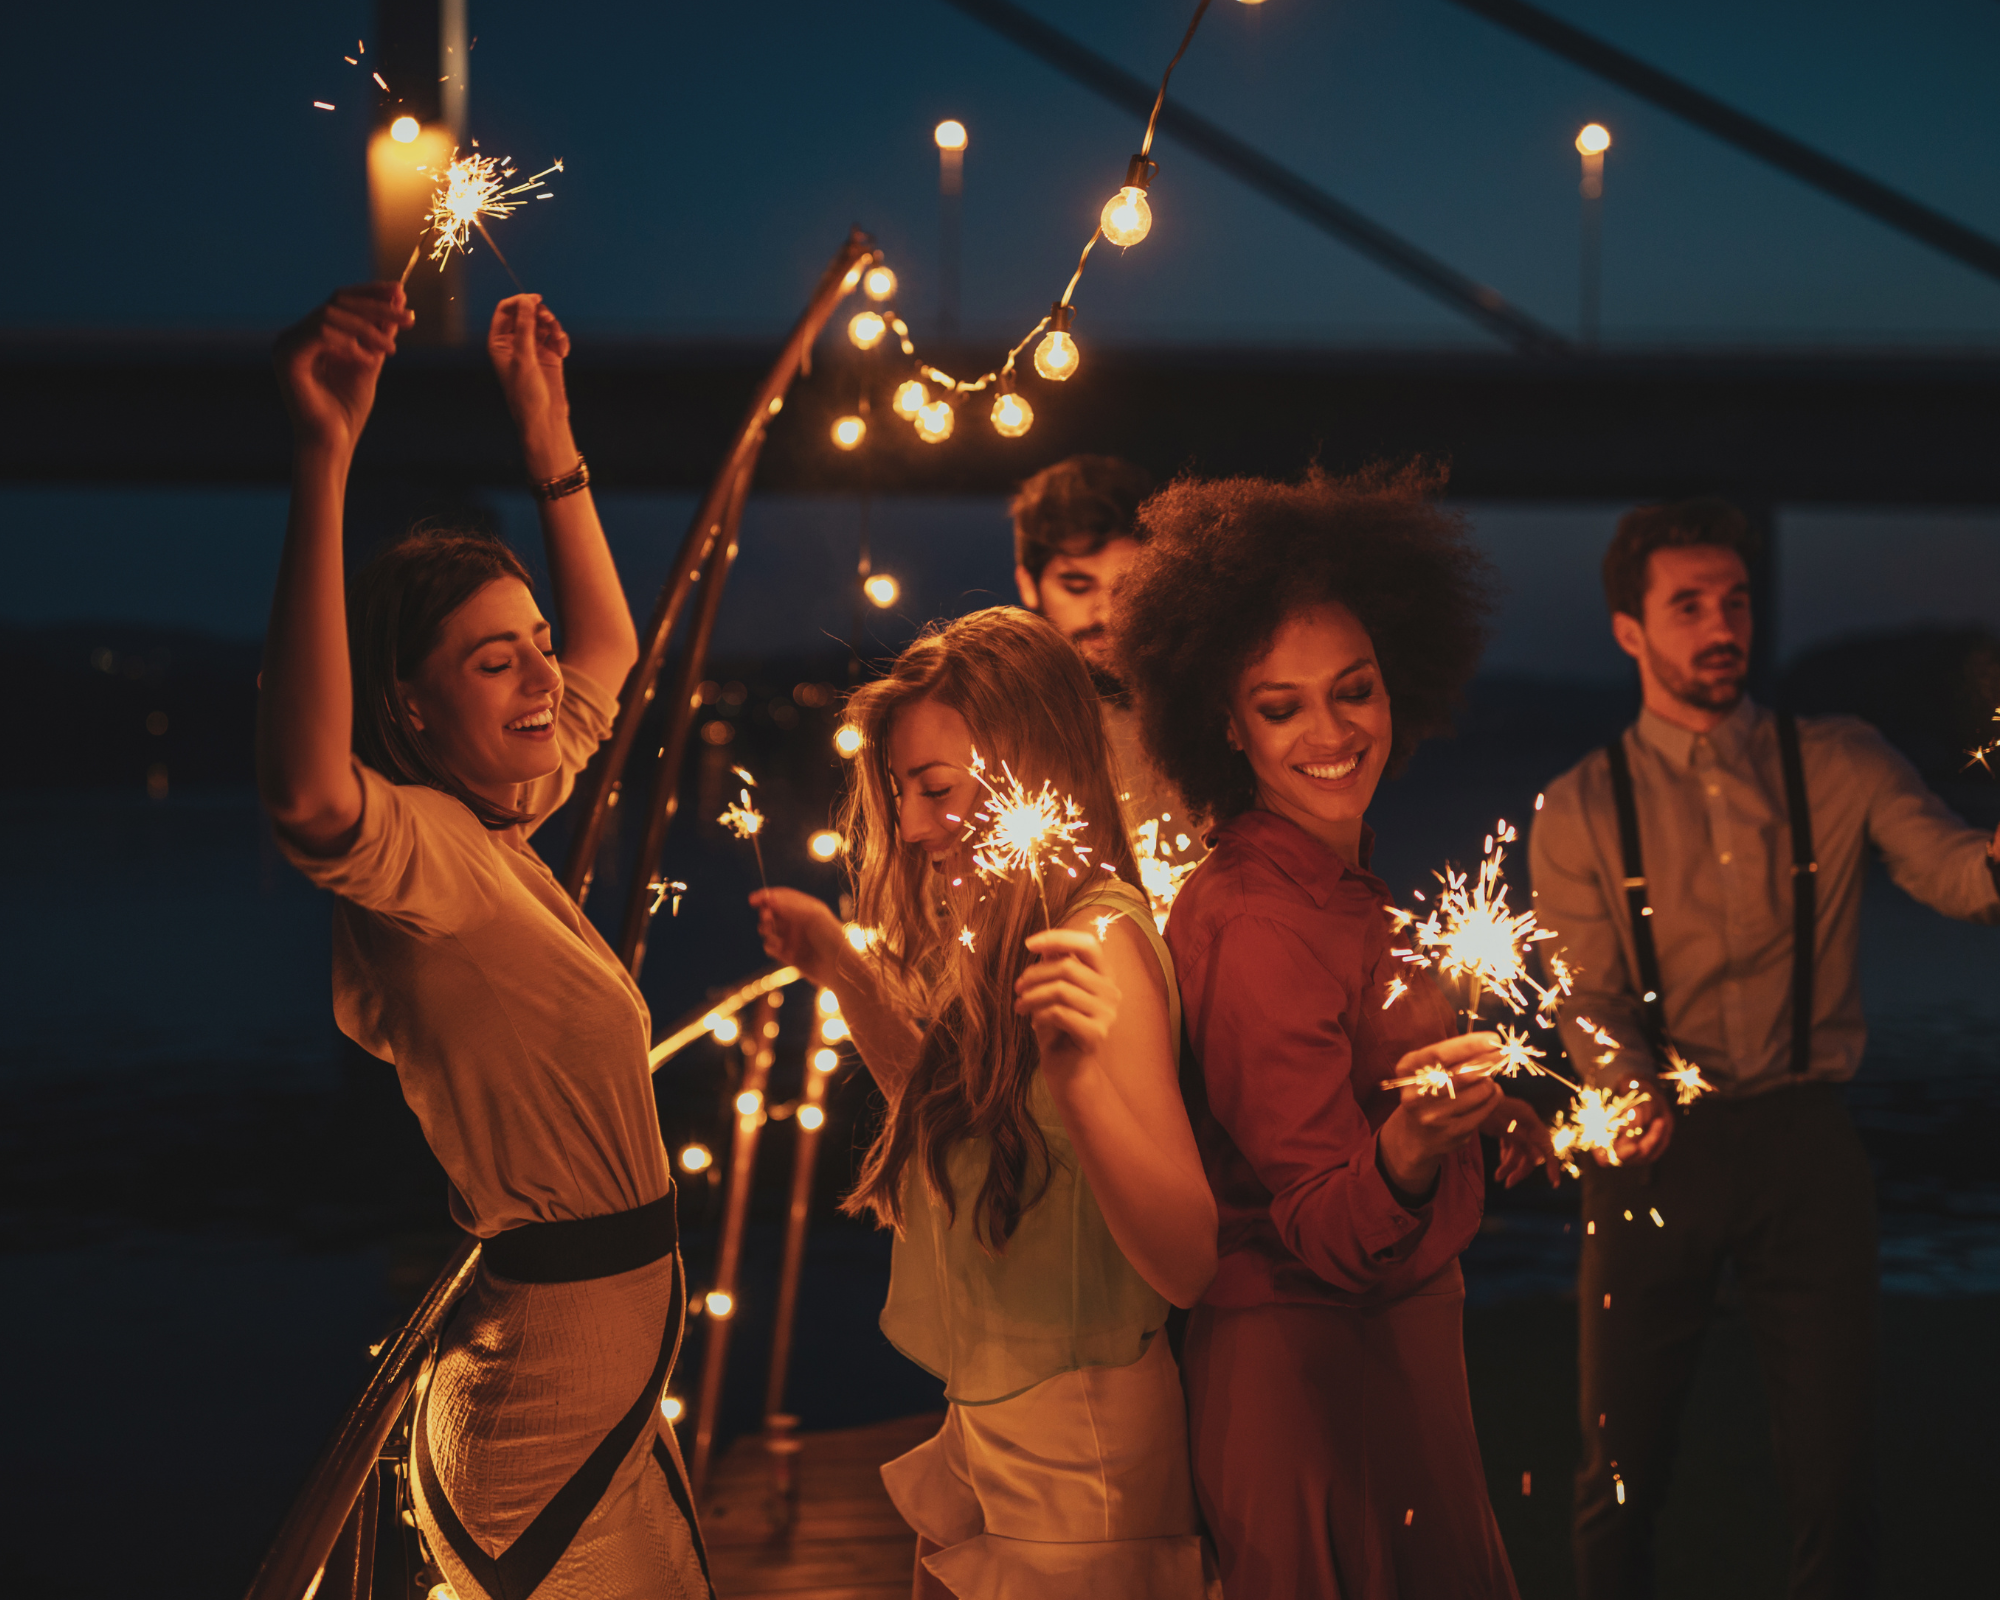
[1169,809,1485,1307]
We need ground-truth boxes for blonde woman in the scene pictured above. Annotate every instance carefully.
[752,608,1218,1599]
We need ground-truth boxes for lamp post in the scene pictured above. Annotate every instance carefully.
[934,119,967,336]
[1575,122,1611,349]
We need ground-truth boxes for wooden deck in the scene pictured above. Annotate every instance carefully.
[702,1415,940,1599]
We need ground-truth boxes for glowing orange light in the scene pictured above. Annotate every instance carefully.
[797,1104,826,1131]
[1576,123,1612,156]
[934,120,968,152]
[848,311,887,350]
[390,115,421,144]
[891,379,928,420]
[990,390,1034,438]
[1033,329,1078,382]
[914,399,954,442]
[831,414,866,450]
[862,265,897,302]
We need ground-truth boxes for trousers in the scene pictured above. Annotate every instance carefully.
[1574,1082,1878,1600]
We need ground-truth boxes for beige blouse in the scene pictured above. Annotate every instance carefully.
[278,664,671,1237]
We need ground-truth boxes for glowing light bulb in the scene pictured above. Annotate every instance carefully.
[914,399,954,442]
[1576,123,1611,156]
[821,1015,851,1043]
[807,829,843,861]
[1100,187,1152,247]
[428,1584,461,1600]
[864,573,901,607]
[848,311,887,350]
[1033,330,1078,382]
[797,1104,826,1131]
[831,414,866,450]
[707,1013,741,1046]
[812,1047,840,1073]
[704,1290,735,1319]
[934,120,968,152]
[891,379,928,420]
[678,1142,713,1173]
[862,265,897,302]
[817,988,841,1016]
[390,115,421,144]
[834,724,864,758]
[660,1394,685,1422]
[990,390,1034,438]
[736,1089,764,1116]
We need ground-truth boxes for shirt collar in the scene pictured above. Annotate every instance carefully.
[1212,808,1383,907]
[1635,695,1761,770]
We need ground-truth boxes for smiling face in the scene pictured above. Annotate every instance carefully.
[884,695,982,872]
[1015,536,1142,681]
[400,577,564,811]
[1227,601,1392,862]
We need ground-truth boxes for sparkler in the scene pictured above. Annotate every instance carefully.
[1549,1084,1652,1175]
[419,148,563,289]
[1966,705,2000,773]
[648,877,689,919]
[1659,1045,1712,1107]
[718,767,768,890]
[1132,815,1200,932]
[964,749,1092,927]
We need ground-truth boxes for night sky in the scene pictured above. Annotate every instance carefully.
[9,0,2000,662]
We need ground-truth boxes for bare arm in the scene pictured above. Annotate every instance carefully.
[752,887,923,1098]
[1015,917,1217,1309]
[488,295,638,693]
[258,284,413,854]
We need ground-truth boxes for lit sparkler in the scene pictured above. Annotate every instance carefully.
[420,148,562,289]
[1659,1045,1713,1107]
[1132,815,1199,932]
[648,877,688,919]
[1549,1083,1652,1175]
[718,770,768,890]
[965,749,1092,926]
[1966,706,2000,773]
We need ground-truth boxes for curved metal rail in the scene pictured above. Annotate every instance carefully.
[243,231,874,1600]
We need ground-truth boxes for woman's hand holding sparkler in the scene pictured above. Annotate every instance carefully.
[1485,1096,1562,1188]
[751,887,845,988]
[275,283,413,458]
[1378,1033,1507,1200]
[1014,927,1123,1071]
[487,294,575,477]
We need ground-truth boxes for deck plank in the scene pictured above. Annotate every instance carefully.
[703,1414,941,1600]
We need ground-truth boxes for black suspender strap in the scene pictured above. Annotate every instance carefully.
[1602,736,1669,1052]
[1776,712,1818,1074]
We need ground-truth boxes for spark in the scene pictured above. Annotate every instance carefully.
[1965,706,2000,772]
[1549,1084,1651,1174]
[1381,976,1409,1010]
[1388,820,1569,1024]
[957,926,977,952]
[371,70,390,92]
[1650,1207,1665,1227]
[313,100,336,111]
[718,780,768,890]
[648,878,688,919]
[1092,911,1118,942]
[965,749,1091,925]
[843,924,879,954]
[1659,1046,1713,1107]
[1493,1023,1554,1082]
[1132,816,1199,931]
[1382,1062,1469,1098]
[420,148,562,284]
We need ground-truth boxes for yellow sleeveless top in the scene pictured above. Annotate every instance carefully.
[879,878,1178,1405]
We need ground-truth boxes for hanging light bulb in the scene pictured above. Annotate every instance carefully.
[864,573,901,608]
[390,115,422,145]
[1033,303,1079,382]
[830,414,866,450]
[915,398,955,442]
[807,829,843,860]
[891,378,928,420]
[704,1290,735,1319]
[817,988,841,1016]
[848,311,886,350]
[678,1142,713,1173]
[812,1047,840,1072]
[990,382,1034,439]
[660,1394,685,1423]
[1099,154,1157,247]
[736,1088,763,1116]
[862,265,897,302]
[833,724,864,757]
[797,1104,826,1131]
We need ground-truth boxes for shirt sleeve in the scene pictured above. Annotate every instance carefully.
[519,660,620,834]
[1182,912,1437,1294]
[272,759,460,931]
[1840,719,2000,925]
[1529,766,1660,1087]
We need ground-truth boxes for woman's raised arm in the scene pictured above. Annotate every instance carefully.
[258,283,412,854]
[752,888,924,1099]
[488,295,639,693]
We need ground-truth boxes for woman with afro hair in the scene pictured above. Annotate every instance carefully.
[1115,465,1557,1599]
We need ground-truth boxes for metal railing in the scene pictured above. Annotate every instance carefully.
[243,229,878,1600]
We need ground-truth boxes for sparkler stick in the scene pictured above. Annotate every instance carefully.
[472,216,526,292]
[718,767,768,890]
[399,242,421,286]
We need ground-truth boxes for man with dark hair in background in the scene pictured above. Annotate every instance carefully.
[1529,498,2000,1599]
[1012,455,1197,861]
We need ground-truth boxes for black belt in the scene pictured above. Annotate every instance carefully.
[481,1191,679,1284]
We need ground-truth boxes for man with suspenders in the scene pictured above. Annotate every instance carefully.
[1528,499,2000,1599]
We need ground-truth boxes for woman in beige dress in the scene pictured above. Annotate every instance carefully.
[260,282,710,1599]
[753,608,1220,1600]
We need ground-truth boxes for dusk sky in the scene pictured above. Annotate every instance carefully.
[9,0,2000,665]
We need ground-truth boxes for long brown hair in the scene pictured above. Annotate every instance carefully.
[839,608,1143,1249]
[348,525,538,830]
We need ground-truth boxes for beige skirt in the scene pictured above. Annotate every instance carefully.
[410,1250,711,1600]
[881,1334,1222,1599]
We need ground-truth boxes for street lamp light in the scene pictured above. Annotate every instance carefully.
[1575,123,1611,347]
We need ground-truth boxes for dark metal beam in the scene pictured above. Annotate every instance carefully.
[1444,0,2000,288]
[936,0,1570,354]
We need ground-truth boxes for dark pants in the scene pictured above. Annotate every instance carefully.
[1574,1083,1878,1600]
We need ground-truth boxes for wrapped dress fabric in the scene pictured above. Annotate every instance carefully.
[877,878,1219,1600]
[1169,811,1518,1600]
[278,664,710,1600]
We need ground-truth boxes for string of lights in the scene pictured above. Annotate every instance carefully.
[828,0,1220,451]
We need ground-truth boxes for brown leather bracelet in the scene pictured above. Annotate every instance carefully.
[531,454,590,502]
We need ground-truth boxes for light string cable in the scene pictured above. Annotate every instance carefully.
[832,0,1217,447]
